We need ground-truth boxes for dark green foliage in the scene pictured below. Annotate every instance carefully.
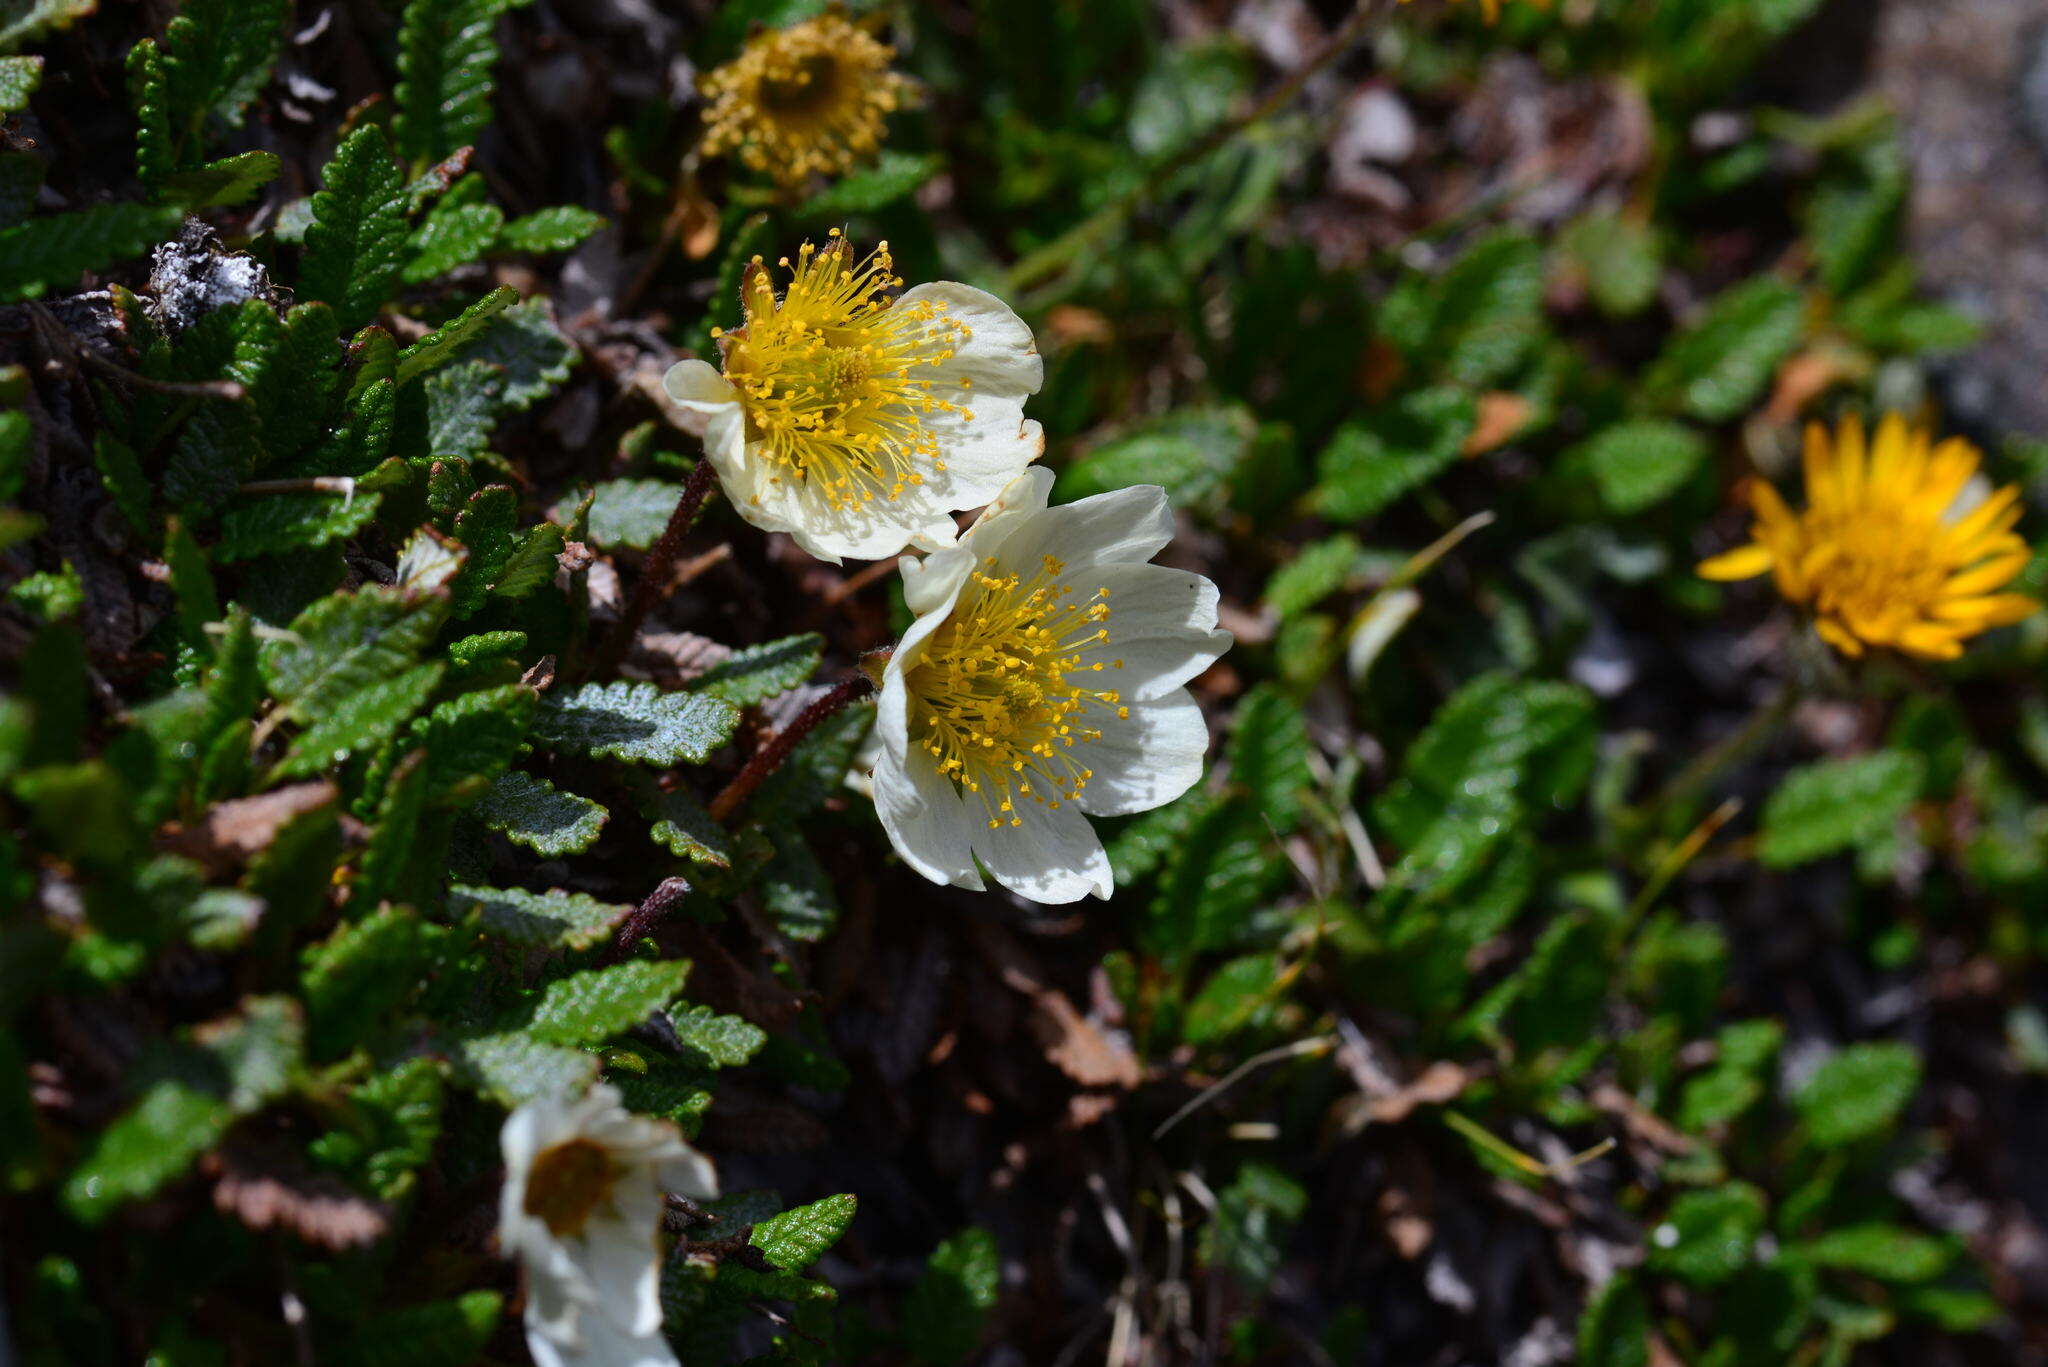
[393,0,534,168]
[0,202,184,302]
[301,126,411,332]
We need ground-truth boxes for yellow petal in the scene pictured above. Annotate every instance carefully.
[1942,552,2030,598]
[1802,420,1837,512]
[1834,413,1867,508]
[1698,544,1774,580]
[1814,617,1865,657]
[1934,594,2039,628]
[1896,623,1966,660]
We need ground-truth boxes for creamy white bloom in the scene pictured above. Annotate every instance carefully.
[498,1084,718,1367]
[662,233,1043,565]
[872,468,1231,903]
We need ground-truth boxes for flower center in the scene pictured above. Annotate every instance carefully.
[1803,505,1952,632]
[523,1138,618,1239]
[907,555,1128,828]
[755,51,839,114]
[718,235,973,513]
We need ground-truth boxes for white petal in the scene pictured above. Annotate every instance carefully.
[572,1206,664,1338]
[1075,692,1210,818]
[899,543,976,616]
[569,1307,680,1367]
[1076,563,1232,701]
[662,357,737,412]
[973,799,1112,903]
[658,1145,720,1203]
[896,281,1044,397]
[914,393,1044,530]
[1003,483,1176,571]
[873,740,984,890]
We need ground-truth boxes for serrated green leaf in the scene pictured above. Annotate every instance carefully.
[527,959,691,1044]
[1225,683,1311,828]
[261,585,448,725]
[669,1003,766,1068]
[472,771,607,856]
[0,0,95,54]
[0,54,42,112]
[1424,232,1546,387]
[1578,419,1710,514]
[695,634,823,706]
[453,298,573,410]
[402,198,504,286]
[416,682,537,801]
[1797,1224,1952,1283]
[498,204,604,253]
[1759,750,1924,869]
[579,477,681,551]
[61,1081,230,1222]
[393,0,532,167]
[1793,1041,1920,1148]
[1262,533,1361,619]
[1558,211,1661,319]
[646,783,732,867]
[1577,1274,1649,1367]
[796,150,940,218]
[905,1227,999,1366]
[1647,1183,1765,1286]
[424,359,502,460]
[1311,387,1475,522]
[1061,406,1252,508]
[455,1030,599,1105]
[396,286,517,384]
[301,904,435,1059]
[751,1192,857,1271]
[301,125,409,332]
[0,201,183,303]
[216,489,383,562]
[273,662,445,780]
[533,681,740,766]
[160,149,280,208]
[449,883,629,949]
[760,830,838,942]
[1647,275,1804,423]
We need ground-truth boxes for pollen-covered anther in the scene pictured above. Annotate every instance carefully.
[907,562,1121,819]
[718,239,967,512]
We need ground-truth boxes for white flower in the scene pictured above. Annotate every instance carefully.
[663,232,1044,565]
[498,1083,718,1367]
[872,468,1231,904]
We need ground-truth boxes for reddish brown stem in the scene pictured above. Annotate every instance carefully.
[707,674,876,823]
[590,458,718,678]
[602,876,691,965]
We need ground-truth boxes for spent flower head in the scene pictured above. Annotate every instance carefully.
[1699,413,2039,660]
[498,1084,717,1367]
[697,10,912,187]
[871,468,1232,904]
[664,232,1044,563]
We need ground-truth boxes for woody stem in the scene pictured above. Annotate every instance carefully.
[707,674,876,823]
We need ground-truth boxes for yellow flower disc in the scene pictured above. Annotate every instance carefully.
[698,13,912,186]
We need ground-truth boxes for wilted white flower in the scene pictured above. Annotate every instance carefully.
[663,232,1043,564]
[498,1084,717,1367]
[872,468,1231,903]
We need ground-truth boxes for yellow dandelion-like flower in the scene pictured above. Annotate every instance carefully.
[697,11,912,186]
[1698,413,2040,661]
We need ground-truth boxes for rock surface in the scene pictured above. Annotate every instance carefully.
[1875,0,2048,438]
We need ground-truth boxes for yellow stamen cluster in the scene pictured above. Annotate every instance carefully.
[1699,414,2040,661]
[523,1138,619,1239]
[716,232,972,512]
[697,12,912,186]
[908,554,1129,829]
